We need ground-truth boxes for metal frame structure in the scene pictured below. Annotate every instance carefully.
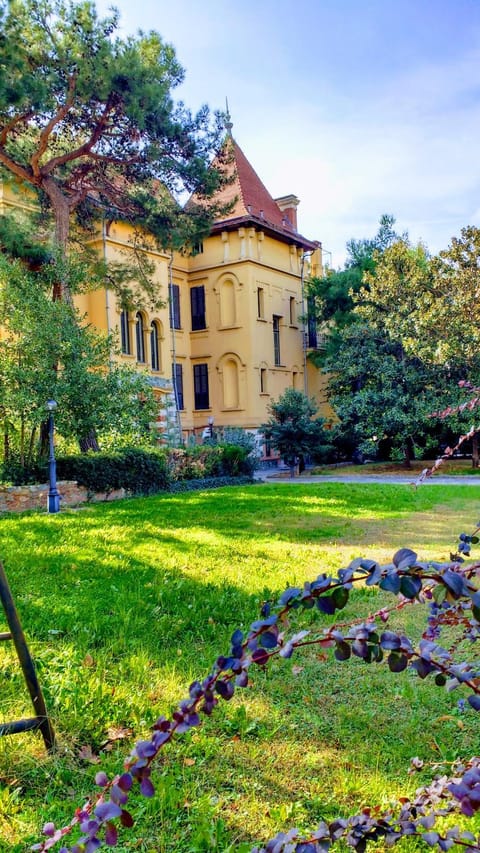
[0,560,55,750]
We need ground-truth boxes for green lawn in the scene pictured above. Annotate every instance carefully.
[310,458,480,476]
[0,483,479,852]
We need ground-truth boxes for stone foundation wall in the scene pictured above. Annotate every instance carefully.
[0,481,126,513]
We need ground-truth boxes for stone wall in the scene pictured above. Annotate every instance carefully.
[0,481,126,513]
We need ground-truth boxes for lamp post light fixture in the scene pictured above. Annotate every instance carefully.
[46,400,60,514]
[208,415,214,439]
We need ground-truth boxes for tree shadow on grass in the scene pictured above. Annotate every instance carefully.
[1,488,480,852]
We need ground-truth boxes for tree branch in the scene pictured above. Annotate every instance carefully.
[0,110,35,147]
[40,93,120,176]
[0,147,35,185]
[30,73,78,177]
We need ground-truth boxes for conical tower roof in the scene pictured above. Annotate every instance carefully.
[209,136,318,250]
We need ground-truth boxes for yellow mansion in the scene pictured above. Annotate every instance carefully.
[1,134,326,447]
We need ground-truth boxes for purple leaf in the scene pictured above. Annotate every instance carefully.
[235,670,249,686]
[393,548,417,568]
[216,680,235,700]
[105,822,118,846]
[135,740,156,759]
[117,773,133,792]
[140,777,155,798]
[110,784,128,805]
[94,801,122,822]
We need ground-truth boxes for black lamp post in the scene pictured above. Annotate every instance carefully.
[46,400,60,514]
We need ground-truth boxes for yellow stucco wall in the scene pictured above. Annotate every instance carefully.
[0,180,329,442]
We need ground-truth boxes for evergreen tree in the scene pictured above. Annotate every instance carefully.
[261,389,326,477]
[0,0,228,302]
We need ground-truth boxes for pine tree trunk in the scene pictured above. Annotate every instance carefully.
[472,434,479,469]
[3,421,9,463]
[79,430,100,453]
[39,419,50,458]
[26,426,37,467]
[403,437,415,469]
[43,176,73,304]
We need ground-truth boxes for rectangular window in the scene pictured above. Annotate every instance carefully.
[273,315,281,366]
[120,310,130,354]
[307,295,318,348]
[150,322,160,371]
[193,363,209,409]
[169,284,181,330]
[135,312,145,363]
[257,287,264,319]
[173,363,184,410]
[191,285,206,331]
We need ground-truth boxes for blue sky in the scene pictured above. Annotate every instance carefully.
[96,0,480,267]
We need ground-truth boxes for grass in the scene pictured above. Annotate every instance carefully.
[310,458,480,476]
[0,482,479,852]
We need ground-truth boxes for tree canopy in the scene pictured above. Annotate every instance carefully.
[0,0,229,300]
[0,252,157,464]
[310,220,480,467]
[306,215,402,333]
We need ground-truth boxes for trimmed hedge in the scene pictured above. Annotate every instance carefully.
[1,444,256,495]
[56,448,170,496]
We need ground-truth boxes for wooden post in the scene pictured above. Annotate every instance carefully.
[0,560,55,750]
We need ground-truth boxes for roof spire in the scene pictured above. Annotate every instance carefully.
[224,97,233,136]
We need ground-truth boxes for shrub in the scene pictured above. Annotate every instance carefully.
[218,443,254,476]
[166,447,217,480]
[0,454,46,485]
[0,445,253,494]
[56,448,169,496]
[166,445,253,482]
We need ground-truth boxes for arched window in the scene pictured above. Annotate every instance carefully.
[150,321,161,371]
[120,310,130,354]
[135,312,145,363]
[223,358,239,408]
[220,279,236,327]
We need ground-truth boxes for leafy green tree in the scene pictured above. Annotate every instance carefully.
[306,215,401,335]
[324,322,454,467]
[0,253,157,466]
[355,230,480,466]
[413,227,480,369]
[322,236,480,468]
[261,388,326,477]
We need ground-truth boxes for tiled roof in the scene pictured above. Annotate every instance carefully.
[208,138,317,250]
[213,138,294,232]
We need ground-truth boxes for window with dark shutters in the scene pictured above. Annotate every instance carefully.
[273,315,281,366]
[135,312,145,363]
[169,284,181,330]
[190,286,206,330]
[120,310,130,354]
[172,363,184,410]
[150,322,160,371]
[193,363,209,409]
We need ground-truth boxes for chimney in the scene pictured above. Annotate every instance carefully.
[275,194,300,231]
